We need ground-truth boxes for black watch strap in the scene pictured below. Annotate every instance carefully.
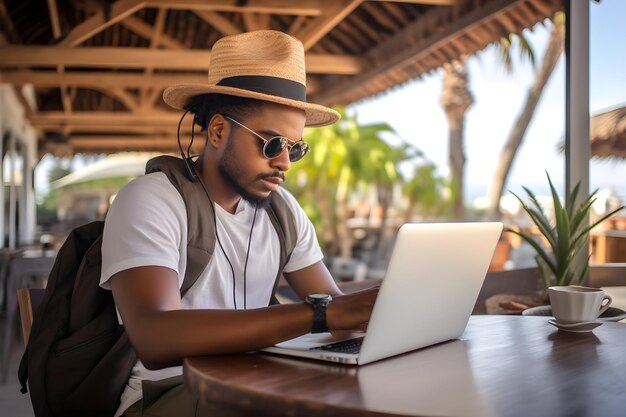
[305,294,332,333]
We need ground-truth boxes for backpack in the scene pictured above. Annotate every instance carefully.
[18,155,297,417]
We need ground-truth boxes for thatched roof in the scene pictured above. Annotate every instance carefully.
[590,105,626,159]
[0,0,563,155]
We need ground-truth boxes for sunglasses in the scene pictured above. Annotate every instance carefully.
[224,115,310,162]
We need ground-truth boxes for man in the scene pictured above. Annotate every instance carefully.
[99,30,378,417]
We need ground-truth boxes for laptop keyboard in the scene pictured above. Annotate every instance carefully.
[310,337,364,354]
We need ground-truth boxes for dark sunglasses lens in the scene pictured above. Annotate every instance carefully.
[289,142,309,162]
[264,137,286,158]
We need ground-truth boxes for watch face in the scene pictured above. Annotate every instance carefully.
[310,293,329,299]
[307,293,332,302]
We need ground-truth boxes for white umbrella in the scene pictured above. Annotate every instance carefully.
[52,152,161,189]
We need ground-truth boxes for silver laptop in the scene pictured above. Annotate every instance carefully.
[262,222,503,365]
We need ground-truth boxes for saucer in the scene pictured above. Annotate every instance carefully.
[598,307,626,322]
[523,305,626,322]
[548,319,603,333]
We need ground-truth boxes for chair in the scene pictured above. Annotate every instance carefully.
[17,288,45,346]
[1,256,53,383]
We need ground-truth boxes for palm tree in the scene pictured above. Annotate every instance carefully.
[440,57,474,220]
[285,108,418,258]
[403,163,451,222]
[485,13,566,220]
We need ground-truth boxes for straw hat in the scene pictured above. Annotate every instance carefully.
[163,30,340,127]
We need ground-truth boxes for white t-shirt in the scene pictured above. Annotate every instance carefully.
[99,172,323,416]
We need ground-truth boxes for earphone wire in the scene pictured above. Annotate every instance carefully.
[187,112,195,158]
[242,207,258,310]
[176,108,190,162]
[176,109,252,310]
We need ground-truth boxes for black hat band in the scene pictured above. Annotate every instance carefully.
[217,75,306,102]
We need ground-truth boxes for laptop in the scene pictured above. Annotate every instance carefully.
[261,222,503,365]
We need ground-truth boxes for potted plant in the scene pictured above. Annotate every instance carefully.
[508,172,624,300]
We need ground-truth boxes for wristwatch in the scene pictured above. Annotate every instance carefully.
[305,293,333,333]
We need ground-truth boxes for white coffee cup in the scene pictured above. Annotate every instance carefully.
[548,286,612,324]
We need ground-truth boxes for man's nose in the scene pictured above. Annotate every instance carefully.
[269,147,291,172]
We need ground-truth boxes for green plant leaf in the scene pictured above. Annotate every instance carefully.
[510,190,557,250]
[521,186,545,214]
[547,173,565,216]
[554,205,571,270]
[565,182,581,216]
[572,205,626,247]
[506,228,557,275]
[508,170,624,290]
[570,197,596,237]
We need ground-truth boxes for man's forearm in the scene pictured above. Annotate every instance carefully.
[124,303,314,369]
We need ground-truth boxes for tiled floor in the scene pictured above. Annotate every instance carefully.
[0,345,34,417]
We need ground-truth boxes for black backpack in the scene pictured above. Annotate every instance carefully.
[18,156,297,417]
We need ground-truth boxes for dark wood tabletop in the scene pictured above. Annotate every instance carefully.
[183,316,626,417]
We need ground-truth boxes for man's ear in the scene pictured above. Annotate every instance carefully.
[207,114,229,147]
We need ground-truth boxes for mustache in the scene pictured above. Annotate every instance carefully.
[256,171,286,182]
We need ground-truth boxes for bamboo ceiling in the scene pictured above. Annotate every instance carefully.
[0,0,563,155]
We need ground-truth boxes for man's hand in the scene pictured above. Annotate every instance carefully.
[326,286,379,332]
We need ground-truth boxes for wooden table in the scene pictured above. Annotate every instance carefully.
[184,316,626,417]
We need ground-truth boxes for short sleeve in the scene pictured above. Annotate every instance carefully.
[100,173,187,289]
[276,187,324,273]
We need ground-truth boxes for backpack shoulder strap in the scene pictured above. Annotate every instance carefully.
[266,190,298,304]
[145,156,216,295]
[146,156,299,302]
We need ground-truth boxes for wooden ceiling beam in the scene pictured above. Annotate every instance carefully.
[121,15,184,49]
[195,11,241,36]
[313,0,522,105]
[30,112,182,126]
[143,86,164,110]
[295,0,363,51]
[67,136,204,153]
[150,8,167,47]
[0,46,364,74]
[58,0,145,47]
[147,0,323,16]
[378,2,409,25]
[516,2,539,24]
[35,123,182,134]
[243,12,270,32]
[361,2,395,32]
[46,0,62,39]
[498,12,519,34]
[288,15,308,35]
[0,0,19,43]
[1,70,319,97]
[0,70,207,88]
[347,12,381,43]
[139,7,167,109]
[367,0,458,4]
[91,87,140,112]
[56,66,73,114]
[530,0,556,18]
[61,85,73,114]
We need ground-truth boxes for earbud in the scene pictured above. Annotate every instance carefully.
[181,152,199,182]
[176,108,200,182]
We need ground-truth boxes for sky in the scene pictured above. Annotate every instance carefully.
[349,0,626,205]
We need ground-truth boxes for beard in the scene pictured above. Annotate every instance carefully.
[218,139,274,209]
